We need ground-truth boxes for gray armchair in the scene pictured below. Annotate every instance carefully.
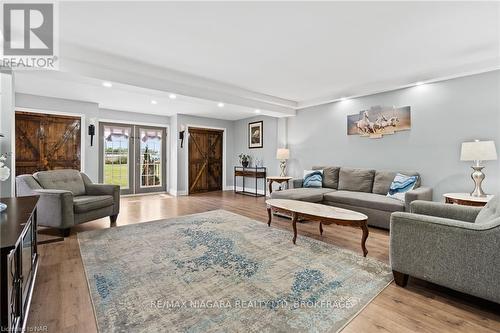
[16,169,120,237]
[390,196,500,304]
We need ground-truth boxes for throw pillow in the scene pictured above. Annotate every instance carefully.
[386,173,419,201]
[303,169,323,188]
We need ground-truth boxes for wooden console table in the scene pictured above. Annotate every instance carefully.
[234,166,267,197]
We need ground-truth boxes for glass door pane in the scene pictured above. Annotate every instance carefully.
[99,123,133,195]
[135,126,166,193]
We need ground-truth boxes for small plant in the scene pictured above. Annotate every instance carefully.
[238,153,250,167]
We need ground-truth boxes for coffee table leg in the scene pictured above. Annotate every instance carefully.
[267,206,272,227]
[360,221,369,257]
[292,212,298,244]
[319,222,323,236]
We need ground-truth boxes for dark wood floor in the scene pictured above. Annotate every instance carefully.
[27,191,500,332]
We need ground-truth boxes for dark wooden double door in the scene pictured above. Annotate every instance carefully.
[188,128,223,194]
[15,112,81,176]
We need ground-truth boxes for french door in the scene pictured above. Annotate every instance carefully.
[99,123,166,195]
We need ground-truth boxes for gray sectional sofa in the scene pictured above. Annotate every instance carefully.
[270,166,432,229]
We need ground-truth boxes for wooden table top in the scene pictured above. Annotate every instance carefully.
[266,176,293,180]
[266,199,368,221]
[443,193,494,203]
[1,196,39,249]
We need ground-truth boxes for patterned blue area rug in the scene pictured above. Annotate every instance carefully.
[78,210,392,332]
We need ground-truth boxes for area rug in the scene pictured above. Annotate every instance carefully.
[78,210,392,333]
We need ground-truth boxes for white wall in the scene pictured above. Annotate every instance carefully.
[0,71,15,196]
[15,94,170,184]
[287,71,500,200]
[232,115,287,192]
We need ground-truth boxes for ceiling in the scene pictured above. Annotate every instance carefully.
[14,71,279,121]
[13,1,500,120]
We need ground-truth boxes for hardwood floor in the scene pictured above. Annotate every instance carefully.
[27,191,500,332]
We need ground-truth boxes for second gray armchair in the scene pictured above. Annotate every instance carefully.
[390,196,500,304]
[16,169,120,237]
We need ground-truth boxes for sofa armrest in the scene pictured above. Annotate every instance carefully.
[15,175,42,196]
[292,178,303,188]
[85,183,120,216]
[389,211,500,302]
[81,172,120,215]
[32,189,75,228]
[404,187,432,211]
[410,200,481,222]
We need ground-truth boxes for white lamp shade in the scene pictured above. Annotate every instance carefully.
[460,140,498,161]
[276,148,290,160]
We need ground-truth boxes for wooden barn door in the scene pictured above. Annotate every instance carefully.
[188,128,223,194]
[15,112,81,176]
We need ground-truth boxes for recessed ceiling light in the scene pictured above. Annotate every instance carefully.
[340,97,347,101]
[415,81,424,86]
[255,109,261,114]
[102,81,112,88]
[151,100,158,105]
[169,94,177,100]
[218,102,225,108]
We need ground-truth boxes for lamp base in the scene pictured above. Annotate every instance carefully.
[279,160,287,177]
[470,165,486,197]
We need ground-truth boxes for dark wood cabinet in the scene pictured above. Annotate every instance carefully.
[1,196,39,332]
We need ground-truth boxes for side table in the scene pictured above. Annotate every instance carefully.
[443,193,493,207]
[267,176,293,194]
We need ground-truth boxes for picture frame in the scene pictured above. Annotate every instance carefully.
[248,121,263,149]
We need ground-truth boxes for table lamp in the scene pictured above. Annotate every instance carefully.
[276,148,290,177]
[460,140,497,197]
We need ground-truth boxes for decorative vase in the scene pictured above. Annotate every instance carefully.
[242,161,249,168]
[0,203,6,213]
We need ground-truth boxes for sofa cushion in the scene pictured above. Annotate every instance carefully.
[303,170,323,188]
[73,195,114,213]
[34,169,86,196]
[323,190,404,212]
[338,168,375,193]
[372,170,421,195]
[270,188,335,203]
[475,195,500,224]
[312,166,340,189]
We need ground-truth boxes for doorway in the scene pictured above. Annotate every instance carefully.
[15,111,82,176]
[188,127,223,194]
[99,122,167,195]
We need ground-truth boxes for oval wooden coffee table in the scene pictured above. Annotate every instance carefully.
[266,199,370,257]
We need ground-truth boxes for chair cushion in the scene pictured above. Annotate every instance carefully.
[313,166,340,189]
[34,169,86,196]
[73,195,114,213]
[323,190,405,212]
[338,168,375,193]
[270,188,335,203]
[372,170,421,195]
[475,196,500,224]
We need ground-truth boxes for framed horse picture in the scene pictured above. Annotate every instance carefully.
[248,121,263,148]
[347,105,411,139]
